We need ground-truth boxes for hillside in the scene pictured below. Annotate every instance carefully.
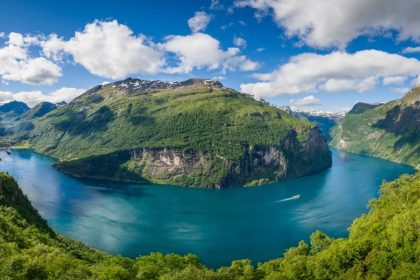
[5,78,331,187]
[0,101,29,116]
[1,172,419,279]
[331,87,420,169]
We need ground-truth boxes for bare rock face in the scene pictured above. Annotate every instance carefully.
[54,127,331,188]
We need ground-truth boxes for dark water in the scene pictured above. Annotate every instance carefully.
[0,149,414,267]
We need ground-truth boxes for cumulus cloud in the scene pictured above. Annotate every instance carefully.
[233,36,247,48]
[382,76,405,85]
[240,50,420,97]
[402,46,420,54]
[290,95,321,107]
[163,32,259,73]
[412,75,420,86]
[235,0,420,48]
[42,20,164,79]
[0,87,85,107]
[0,33,61,85]
[188,12,212,33]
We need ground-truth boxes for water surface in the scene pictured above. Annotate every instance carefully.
[0,149,414,267]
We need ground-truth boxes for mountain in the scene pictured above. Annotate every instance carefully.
[1,171,419,279]
[331,87,420,169]
[291,109,346,141]
[278,106,346,141]
[348,102,382,114]
[0,101,29,116]
[5,78,332,187]
[0,101,58,138]
[0,101,31,137]
[20,101,57,120]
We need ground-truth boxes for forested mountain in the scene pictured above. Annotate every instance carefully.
[3,78,331,187]
[331,87,420,169]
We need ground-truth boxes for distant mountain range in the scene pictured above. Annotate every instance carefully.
[330,87,420,169]
[0,78,331,187]
[278,106,345,141]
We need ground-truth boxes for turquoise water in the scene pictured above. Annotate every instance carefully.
[0,149,414,267]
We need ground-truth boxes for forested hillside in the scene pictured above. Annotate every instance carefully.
[1,172,418,279]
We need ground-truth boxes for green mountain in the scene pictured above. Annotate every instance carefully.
[6,78,331,187]
[331,87,420,169]
[1,171,418,279]
[0,101,30,136]
[19,102,57,120]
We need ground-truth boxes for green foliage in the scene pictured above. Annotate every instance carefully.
[3,80,331,187]
[1,171,419,279]
[331,87,420,169]
[25,83,311,161]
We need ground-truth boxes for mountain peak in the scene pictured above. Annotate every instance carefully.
[0,101,30,115]
[349,102,381,114]
[402,86,420,106]
[108,77,223,94]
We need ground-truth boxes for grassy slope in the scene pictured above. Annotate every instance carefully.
[330,88,420,169]
[25,83,313,161]
[0,172,419,279]
[6,81,330,187]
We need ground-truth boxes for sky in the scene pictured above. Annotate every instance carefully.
[1,0,420,111]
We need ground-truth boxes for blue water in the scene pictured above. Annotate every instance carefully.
[0,149,414,267]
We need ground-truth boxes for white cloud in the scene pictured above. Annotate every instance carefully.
[163,32,259,73]
[235,0,420,48]
[392,87,410,94]
[210,0,224,10]
[402,46,420,54]
[0,33,61,85]
[233,36,247,48]
[382,76,405,85]
[321,77,377,93]
[412,75,420,86]
[0,87,85,107]
[188,12,212,33]
[290,95,321,107]
[42,20,164,79]
[240,50,420,97]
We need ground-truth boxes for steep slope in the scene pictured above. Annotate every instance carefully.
[0,101,30,136]
[1,172,419,279]
[331,87,420,169]
[0,102,58,140]
[0,101,29,116]
[8,78,331,187]
[20,102,57,120]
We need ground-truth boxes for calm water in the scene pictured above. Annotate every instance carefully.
[0,149,414,267]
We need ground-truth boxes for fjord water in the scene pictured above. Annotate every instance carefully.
[0,149,414,267]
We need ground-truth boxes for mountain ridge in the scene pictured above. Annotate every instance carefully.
[330,87,420,169]
[2,77,332,187]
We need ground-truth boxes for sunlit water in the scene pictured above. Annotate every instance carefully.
[0,149,414,267]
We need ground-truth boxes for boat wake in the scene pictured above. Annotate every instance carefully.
[275,194,301,203]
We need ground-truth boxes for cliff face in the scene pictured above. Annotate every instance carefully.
[55,127,331,188]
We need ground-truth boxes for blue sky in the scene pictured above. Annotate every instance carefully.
[1,0,420,110]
